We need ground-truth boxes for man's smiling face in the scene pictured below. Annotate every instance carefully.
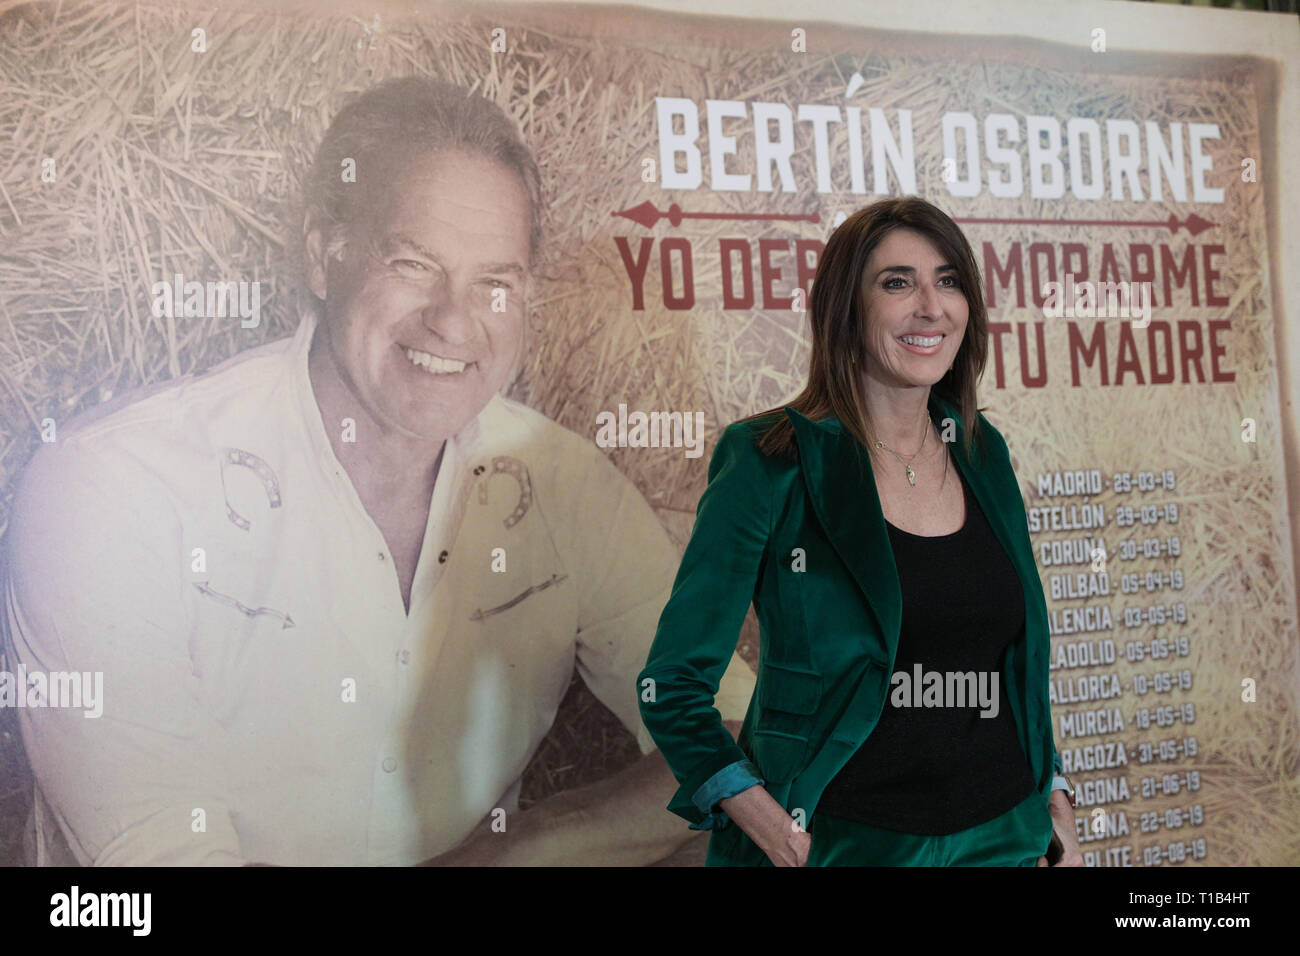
[311,147,532,443]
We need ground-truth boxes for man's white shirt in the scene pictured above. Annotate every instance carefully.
[1,309,755,865]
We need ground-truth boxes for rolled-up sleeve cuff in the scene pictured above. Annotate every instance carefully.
[1050,774,1070,792]
[687,759,765,831]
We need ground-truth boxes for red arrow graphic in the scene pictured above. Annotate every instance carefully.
[954,213,1215,236]
[612,203,1215,237]
[612,201,821,228]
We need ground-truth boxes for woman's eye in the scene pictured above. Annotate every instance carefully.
[393,259,429,273]
[883,274,958,289]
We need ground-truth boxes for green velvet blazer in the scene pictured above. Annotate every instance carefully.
[638,394,1062,866]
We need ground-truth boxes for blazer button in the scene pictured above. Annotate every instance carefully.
[438,550,449,563]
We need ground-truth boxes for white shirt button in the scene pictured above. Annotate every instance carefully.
[382,757,397,773]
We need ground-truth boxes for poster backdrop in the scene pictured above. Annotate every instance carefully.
[0,0,1296,865]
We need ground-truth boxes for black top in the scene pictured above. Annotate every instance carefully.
[815,462,1037,834]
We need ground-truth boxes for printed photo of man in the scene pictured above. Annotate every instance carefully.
[1,76,754,866]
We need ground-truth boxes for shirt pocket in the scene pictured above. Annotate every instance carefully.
[752,662,822,782]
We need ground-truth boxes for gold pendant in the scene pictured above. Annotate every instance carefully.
[906,465,916,486]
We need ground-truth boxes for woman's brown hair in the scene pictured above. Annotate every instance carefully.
[739,195,989,466]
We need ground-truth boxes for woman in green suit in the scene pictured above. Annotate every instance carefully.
[638,196,1085,867]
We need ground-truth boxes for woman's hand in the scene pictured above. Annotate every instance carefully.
[1037,789,1085,866]
[719,784,811,866]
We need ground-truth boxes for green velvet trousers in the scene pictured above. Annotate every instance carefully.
[708,789,1054,867]
[796,789,1053,867]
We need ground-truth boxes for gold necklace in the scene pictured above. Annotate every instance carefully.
[870,418,929,487]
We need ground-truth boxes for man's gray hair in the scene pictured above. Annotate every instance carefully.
[301,76,543,269]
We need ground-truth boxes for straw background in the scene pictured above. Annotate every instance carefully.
[0,0,1296,865]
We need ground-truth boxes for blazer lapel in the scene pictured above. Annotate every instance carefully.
[940,404,1037,623]
[784,397,1028,656]
[784,406,901,651]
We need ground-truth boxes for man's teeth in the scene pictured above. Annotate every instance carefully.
[900,334,943,347]
[404,347,468,374]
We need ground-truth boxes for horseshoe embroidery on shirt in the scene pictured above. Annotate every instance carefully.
[468,572,568,622]
[219,447,282,531]
[476,455,532,528]
[193,581,295,629]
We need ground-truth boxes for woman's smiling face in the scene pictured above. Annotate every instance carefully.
[858,227,969,391]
